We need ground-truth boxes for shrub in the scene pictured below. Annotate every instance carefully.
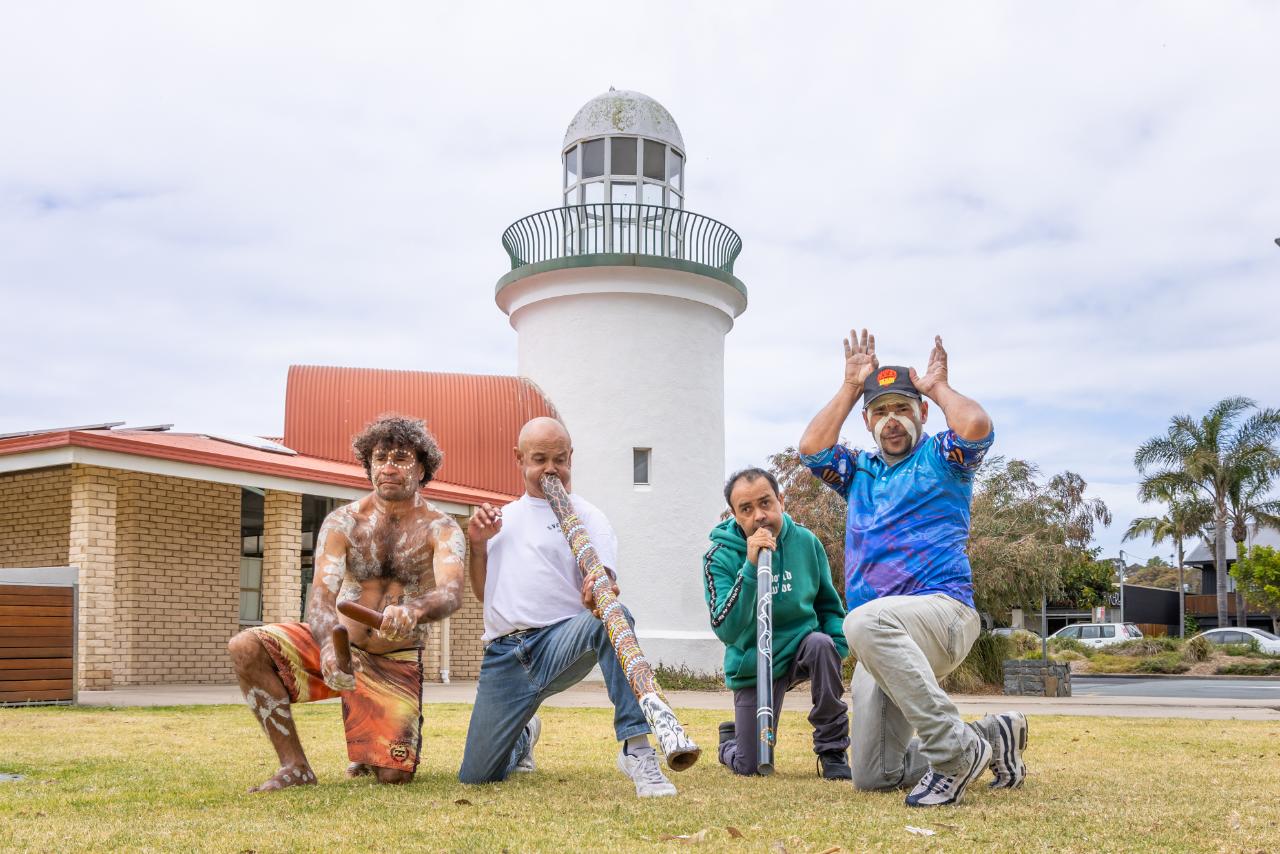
[1217,660,1280,676]
[1087,654,1141,674]
[1183,634,1212,662]
[1135,652,1190,674]
[968,632,1013,685]
[1049,637,1093,657]
[940,661,984,693]
[1221,643,1257,657]
[1009,630,1041,656]
[1109,637,1181,657]
[653,663,725,691]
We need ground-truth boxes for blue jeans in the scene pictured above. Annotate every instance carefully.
[458,608,650,784]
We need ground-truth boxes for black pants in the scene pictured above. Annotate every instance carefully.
[719,631,850,776]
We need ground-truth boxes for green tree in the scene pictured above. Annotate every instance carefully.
[1231,545,1280,634]
[1045,471,1112,552]
[1134,397,1280,628]
[1145,556,1170,567]
[1059,556,1117,608]
[767,446,847,591]
[1226,472,1280,626]
[966,458,1068,618]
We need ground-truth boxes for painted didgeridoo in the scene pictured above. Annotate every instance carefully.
[755,548,775,775]
[539,473,701,771]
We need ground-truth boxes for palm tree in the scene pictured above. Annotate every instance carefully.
[1226,469,1280,626]
[1134,397,1280,628]
[1123,483,1212,636]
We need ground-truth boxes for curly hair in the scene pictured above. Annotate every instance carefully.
[352,414,444,486]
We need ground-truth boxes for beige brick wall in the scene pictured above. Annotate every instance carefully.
[0,467,72,568]
[69,465,118,690]
[114,471,240,685]
[261,490,302,624]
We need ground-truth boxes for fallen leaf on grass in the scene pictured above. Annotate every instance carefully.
[769,841,788,854]
[726,827,743,839]
[817,847,845,853]
[453,798,472,806]
[905,826,936,836]
[660,829,708,844]
[1228,812,1242,831]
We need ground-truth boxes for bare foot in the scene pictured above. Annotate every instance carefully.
[346,762,372,778]
[249,764,317,793]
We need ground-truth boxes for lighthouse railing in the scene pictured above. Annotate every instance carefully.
[502,204,742,275]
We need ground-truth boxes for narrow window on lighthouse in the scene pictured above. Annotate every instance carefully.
[633,448,651,486]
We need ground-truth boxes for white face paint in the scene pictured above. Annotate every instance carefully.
[870,399,922,460]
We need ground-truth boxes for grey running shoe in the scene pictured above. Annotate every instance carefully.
[981,711,1028,788]
[617,744,677,798]
[904,736,992,807]
[513,714,541,773]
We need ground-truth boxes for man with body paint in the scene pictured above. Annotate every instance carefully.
[458,416,677,798]
[798,330,1028,808]
[227,415,465,792]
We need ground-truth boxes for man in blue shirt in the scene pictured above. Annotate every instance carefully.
[799,329,1027,807]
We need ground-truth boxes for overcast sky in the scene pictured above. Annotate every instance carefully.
[3,2,1278,561]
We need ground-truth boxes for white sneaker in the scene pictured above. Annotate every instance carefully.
[617,744,677,798]
[904,735,992,807]
[513,715,541,773]
[981,711,1028,789]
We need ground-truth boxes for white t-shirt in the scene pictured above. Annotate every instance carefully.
[481,492,619,643]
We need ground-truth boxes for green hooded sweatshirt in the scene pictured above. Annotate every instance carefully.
[702,512,848,690]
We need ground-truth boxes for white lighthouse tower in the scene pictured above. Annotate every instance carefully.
[496,89,747,673]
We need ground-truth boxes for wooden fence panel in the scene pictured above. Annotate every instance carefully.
[0,584,74,704]
[1135,623,1168,637]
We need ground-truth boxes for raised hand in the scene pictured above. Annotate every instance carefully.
[909,335,948,398]
[320,642,356,692]
[843,328,878,388]
[467,502,503,543]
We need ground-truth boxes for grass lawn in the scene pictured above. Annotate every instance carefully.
[2,703,1279,853]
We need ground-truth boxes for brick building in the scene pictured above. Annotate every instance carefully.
[0,366,556,694]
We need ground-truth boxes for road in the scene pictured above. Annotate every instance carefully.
[1073,676,1280,701]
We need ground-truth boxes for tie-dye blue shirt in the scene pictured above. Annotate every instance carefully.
[802,430,993,611]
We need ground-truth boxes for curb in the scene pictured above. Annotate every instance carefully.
[1074,672,1280,681]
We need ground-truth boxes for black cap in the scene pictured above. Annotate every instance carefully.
[863,366,921,407]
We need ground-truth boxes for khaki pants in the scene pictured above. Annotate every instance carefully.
[844,593,981,789]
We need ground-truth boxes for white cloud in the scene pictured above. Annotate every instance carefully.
[1,2,1278,554]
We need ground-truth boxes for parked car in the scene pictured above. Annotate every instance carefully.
[1049,622,1144,648]
[1193,627,1280,655]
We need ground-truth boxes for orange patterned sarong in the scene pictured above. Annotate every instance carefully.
[251,622,423,773]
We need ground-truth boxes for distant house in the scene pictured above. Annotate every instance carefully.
[1183,524,1280,630]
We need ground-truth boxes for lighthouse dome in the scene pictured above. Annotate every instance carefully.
[563,89,685,152]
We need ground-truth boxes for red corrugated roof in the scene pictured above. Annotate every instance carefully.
[0,429,516,506]
[283,366,558,497]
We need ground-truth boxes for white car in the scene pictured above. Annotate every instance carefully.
[1194,627,1280,655]
[1049,622,1144,648]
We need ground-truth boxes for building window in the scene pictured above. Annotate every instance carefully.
[300,495,341,619]
[240,489,264,625]
[633,448,651,486]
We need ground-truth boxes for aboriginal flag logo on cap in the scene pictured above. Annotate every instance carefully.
[877,369,898,387]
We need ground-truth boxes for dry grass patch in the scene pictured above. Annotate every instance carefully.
[1,704,1278,852]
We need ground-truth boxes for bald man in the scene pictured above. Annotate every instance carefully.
[457,418,676,797]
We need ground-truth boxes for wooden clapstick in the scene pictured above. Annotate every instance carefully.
[337,600,384,629]
[331,626,353,676]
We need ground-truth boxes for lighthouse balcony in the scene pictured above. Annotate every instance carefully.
[499,203,743,290]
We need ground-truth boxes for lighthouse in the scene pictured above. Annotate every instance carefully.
[495,89,747,673]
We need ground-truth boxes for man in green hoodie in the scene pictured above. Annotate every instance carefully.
[702,467,851,779]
